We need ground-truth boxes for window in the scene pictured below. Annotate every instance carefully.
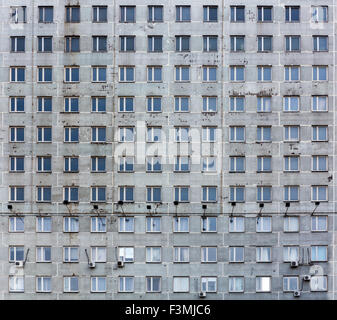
[176,36,190,52]
[312,126,328,141]
[63,247,79,262]
[201,217,216,232]
[147,186,161,202]
[9,186,24,202]
[9,217,24,232]
[230,156,245,172]
[229,247,244,263]
[174,186,189,202]
[36,217,52,233]
[203,36,217,52]
[63,217,79,232]
[285,66,300,81]
[312,216,327,233]
[91,217,106,233]
[174,247,189,263]
[10,127,24,142]
[119,97,134,112]
[258,6,272,22]
[119,217,134,232]
[175,97,189,112]
[311,246,327,262]
[284,216,299,232]
[147,157,161,172]
[119,277,134,292]
[283,246,299,262]
[10,156,24,172]
[257,186,271,202]
[92,36,107,52]
[120,36,135,52]
[146,277,161,292]
[284,126,299,142]
[258,36,272,52]
[146,217,161,233]
[92,66,106,82]
[147,67,162,82]
[91,187,106,202]
[229,186,245,202]
[10,67,25,82]
[39,6,53,23]
[173,277,189,292]
[176,6,190,22]
[229,277,244,292]
[38,67,52,82]
[10,97,24,112]
[313,66,327,81]
[9,246,24,262]
[91,97,106,113]
[11,6,26,23]
[285,36,300,51]
[64,277,79,292]
[311,276,328,292]
[175,127,189,142]
[36,277,51,293]
[257,156,272,172]
[202,157,217,172]
[64,66,79,82]
[119,186,134,202]
[174,156,190,172]
[91,247,106,263]
[284,96,299,112]
[66,6,80,23]
[202,186,217,202]
[229,217,244,232]
[256,247,271,262]
[64,97,79,112]
[64,127,79,142]
[175,66,190,81]
[311,186,328,202]
[230,66,244,81]
[201,277,217,293]
[146,247,161,263]
[312,6,328,22]
[283,277,299,292]
[9,276,24,292]
[38,36,52,52]
[284,156,299,172]
[11,37,25,52]
[312,96,328,112]
[147,97,162,112]
[63,187,79,202]
[147,127,161,142]
[93,6,107,23]
[148,36,162,52]
[231,6,245,22]
[230,126,245,142]
[285,6,300,22]
[203,66,217,82]
[119,157,134,172]
[257,126,271,142]
[65,36,80,52]
[36,247,51,262]
[313,36,328,51]
[120,6,135,23]
[38,97,52,112]
[256,277,271,292]
[119,66,135,82]
[37,186,52,202]
[203,6,217,22]
[312,156,328,172]
[258,66,271,81]
[230,96,244,112]
[174,217,189,232]
[118,247,134,263]
[202,97,217,112]
[202,127,216,142]
[256,216,272,232]
[230,36,244,52]
[91,127,106,143]
[148,6,163,22]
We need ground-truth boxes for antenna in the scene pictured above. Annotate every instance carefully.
[117,201,125,215]
[202,204,207,219]
[230,202,236,222]
[284,202,290,216]
[311,202,320,216]
[174,201,179,217]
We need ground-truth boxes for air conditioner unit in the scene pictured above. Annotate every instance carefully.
[303,275,311,281]
[15,261,24,267]
[89,261,96,268]
[290,260,299,268]
[293,290,301,297]
[117,260,124,268]
[199,291,206,298]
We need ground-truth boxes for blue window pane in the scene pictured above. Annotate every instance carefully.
[125,188,133,201]
[17,188,24,201]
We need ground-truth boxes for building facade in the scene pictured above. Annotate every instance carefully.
[0,0,336,299]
